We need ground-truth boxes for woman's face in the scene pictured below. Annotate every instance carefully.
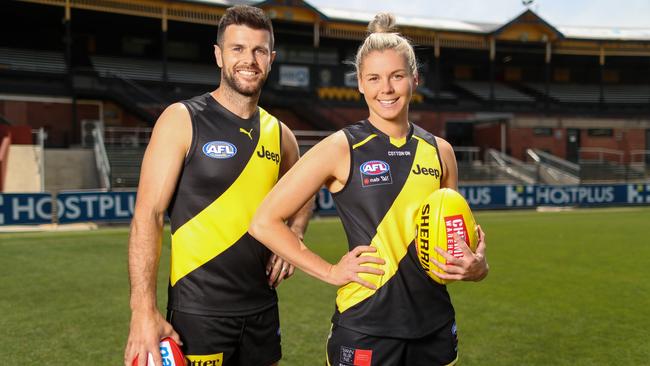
[358,48,417,124]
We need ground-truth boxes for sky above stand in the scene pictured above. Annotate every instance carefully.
[307,0,650,28]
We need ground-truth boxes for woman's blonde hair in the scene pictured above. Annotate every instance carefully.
[354,13,418,77]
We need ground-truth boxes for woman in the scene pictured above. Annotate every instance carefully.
[250,13,488,365]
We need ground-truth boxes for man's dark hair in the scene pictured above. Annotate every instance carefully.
[216,5,274,50]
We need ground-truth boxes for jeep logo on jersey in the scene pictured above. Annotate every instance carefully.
[202,141,237,159]
[360,160,390,175]
[257,145,280,164]
[412,163,440,178]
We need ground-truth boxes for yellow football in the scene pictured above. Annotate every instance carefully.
[415,188,478,284]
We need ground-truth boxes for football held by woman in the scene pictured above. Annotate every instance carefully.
[250,12,488,365]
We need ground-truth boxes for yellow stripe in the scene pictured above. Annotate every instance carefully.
[389,136,407,148]
[336,137,441,313]
[352,134,377,149]
[170,108,280,285]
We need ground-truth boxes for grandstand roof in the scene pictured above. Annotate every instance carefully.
[187,0,650,41]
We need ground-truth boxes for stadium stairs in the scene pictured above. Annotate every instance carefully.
[72,70,168,125]
[526,149,580,185]
[105,145,146,188]
[3,144,43,192]
[484,148,538,184]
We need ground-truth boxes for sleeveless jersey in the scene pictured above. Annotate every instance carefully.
[331,120,454,338]
[167,93,282,316]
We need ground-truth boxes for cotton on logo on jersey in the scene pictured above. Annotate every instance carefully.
[202,141,237,159]
[360,160,392,187]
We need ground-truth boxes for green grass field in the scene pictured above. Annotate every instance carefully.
[2,207,650,365]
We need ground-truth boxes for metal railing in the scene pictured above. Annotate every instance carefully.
[526,148,580,185]
[31,128,46,192]
[104,126,153,146]
[578,147,624,164]
[454,146,481,163]
[630,150,650,164]
[485,148,537,184]
[92,127,112,190]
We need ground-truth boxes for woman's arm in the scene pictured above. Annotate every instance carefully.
[249,131,385,289]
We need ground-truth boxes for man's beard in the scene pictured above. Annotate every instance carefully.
[222,68,266,97]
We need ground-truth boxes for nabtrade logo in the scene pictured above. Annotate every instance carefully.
[360,160,390,175]
[202,141,237,159]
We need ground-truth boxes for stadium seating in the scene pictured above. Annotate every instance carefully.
[456,81,536,103]
[0,47,66,75]
[527,82,650,104]
[527,83,600,103]
[105,146,146,188]
[603,84,650,104]
[91,55,218,85]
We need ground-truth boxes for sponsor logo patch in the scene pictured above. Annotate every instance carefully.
[256,145,280,164]
[412,163,440,178]
[445,214,468,259]
[202,141,237,159]
[360,160,392,187]
[186,353,224,366]
[387,150,411,157]
[339,346,373,366]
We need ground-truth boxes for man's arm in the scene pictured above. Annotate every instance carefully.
[124,103,191,366]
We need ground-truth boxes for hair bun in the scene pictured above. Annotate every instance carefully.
[368,13,398,33]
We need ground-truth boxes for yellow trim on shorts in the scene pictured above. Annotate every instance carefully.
[445,354,459,366]
[325,323,333,366]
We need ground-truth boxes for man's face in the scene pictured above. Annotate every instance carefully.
[215,24,275,97]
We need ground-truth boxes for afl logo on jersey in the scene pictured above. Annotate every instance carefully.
[360,160,390,175]
[360,160,392,187]
[202,141,237,159]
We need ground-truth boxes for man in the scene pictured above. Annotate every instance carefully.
[124,5,311,366]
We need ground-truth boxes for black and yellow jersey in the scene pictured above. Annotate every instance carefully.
[331,120,454,338]
[167,93,282,316]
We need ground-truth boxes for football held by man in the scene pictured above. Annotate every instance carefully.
[124,5,311,366]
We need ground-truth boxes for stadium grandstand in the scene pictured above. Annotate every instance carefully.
[1,0,650,193]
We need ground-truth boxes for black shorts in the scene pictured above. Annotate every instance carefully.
[326,318,458,366]
[168,305,281,366]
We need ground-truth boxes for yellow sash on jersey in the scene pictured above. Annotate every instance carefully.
[336,136,441,313]
[170,108,280,286]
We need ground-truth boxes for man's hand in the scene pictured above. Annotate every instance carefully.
[431,225,488,282]
[326,246,386,289]
[267,253,295,288]
[124,310,181,366]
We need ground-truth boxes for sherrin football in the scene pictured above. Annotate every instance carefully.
[415,188,478,285]
[132,337,186,366]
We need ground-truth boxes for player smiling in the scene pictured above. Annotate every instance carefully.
[250,12,489,365]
